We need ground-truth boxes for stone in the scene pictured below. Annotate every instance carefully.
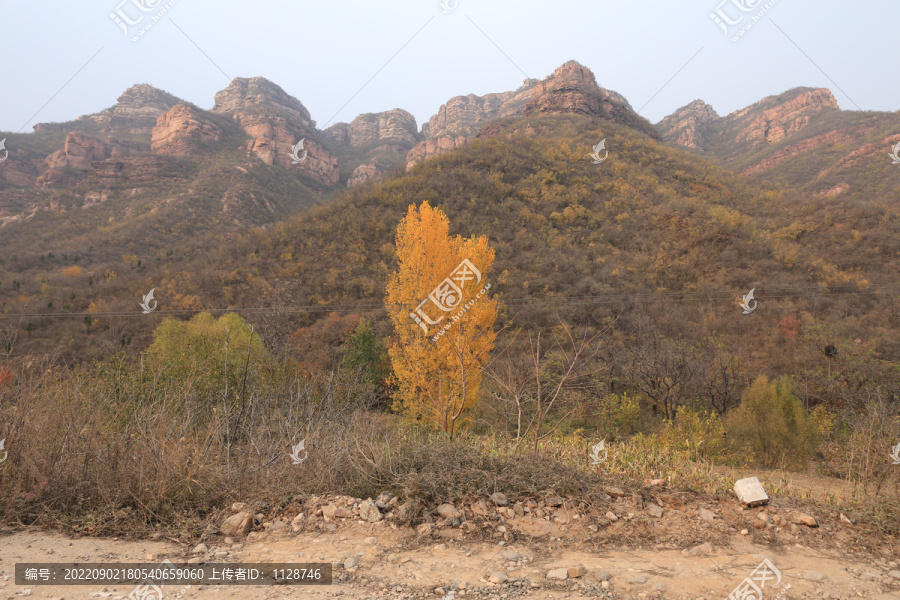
[516,519,557,538]
[594,570,612,581]
[699,508,716,522]
[344,557,359,569]
[627,575,649,584]
[545,496,564,507]
[437,503,461,519]
[489,492,509,506]
[733,477,770,507]
[605,487,626,498]
[359,500,383,523]
[647,504,664,518]
[322,504,352,520]
[472,499,490,516]
[375,492,393,509]
[151,104,221,156]
[346,163,383,188]
[221,512,254,537]
[682,542,714,557]
[860,572,881,581]
[547,568,568,580]
[840,513,853,525]
[291,513,306,532]
[653,582,667,592]
[191,543,208,554]
[488,571,508,584]
[790,513,818,527]
[363,537,378,545]
[605,511,618,522]
[501,550,522,561]
[804,570,827,582]
[417,523,433,535]
[567,566,587,578]
[888,570,900,580]
[741,529,749,535]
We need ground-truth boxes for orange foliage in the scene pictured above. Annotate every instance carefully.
[385,201,497,437]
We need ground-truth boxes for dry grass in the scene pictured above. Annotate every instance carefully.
[0,358,897,538]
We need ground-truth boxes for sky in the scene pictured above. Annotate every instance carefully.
[0,0,898,134]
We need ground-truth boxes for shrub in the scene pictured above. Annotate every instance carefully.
[726,376,818,469]
[660,406,729,462]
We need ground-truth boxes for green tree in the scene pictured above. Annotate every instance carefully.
[342,318,392,408]
[727,376,818,468]
[147,312,269,410]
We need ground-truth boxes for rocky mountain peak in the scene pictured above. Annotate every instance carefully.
[523,60,636,121]
[212,77,314,129]
[324,109,419,148]
[656,100,719,149]
[74,84,182,134]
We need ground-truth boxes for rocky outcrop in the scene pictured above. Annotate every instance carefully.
[347,163,383,188]
[407,61,654,170]
[656,100,719,149]
[45,132,107,171]
[213,77,339,185]
[88,156,179,184]
[523,61,636,123]
[212,77,316,129]
[406,79,539,170]
[76,84,182,134]
[325,110,418,148]
[733,88,839,145]
[151,104,221,155]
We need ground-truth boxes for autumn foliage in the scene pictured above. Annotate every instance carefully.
[386,201,497,437]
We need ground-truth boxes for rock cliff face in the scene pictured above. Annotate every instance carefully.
[658,87,839,157]
[655,87,895,198]
[76,84,182,135]
[151,104,221,155]
[45,132,108,171]
[522,61,636,123]
[406,80,538,170]
[212,77,339,185]
[407,61,655,170]
[656,100,719,149]
[347,163,383,188]
[325,110,418,148]
[732,88,839,145]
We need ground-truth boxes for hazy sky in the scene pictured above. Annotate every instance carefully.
[1,0,897,134]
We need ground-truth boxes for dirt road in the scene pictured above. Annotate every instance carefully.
[1,522,898,600]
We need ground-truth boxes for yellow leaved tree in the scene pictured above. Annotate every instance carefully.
[386,201,497,438]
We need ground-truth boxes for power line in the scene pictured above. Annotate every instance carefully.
[1,282,896,320]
